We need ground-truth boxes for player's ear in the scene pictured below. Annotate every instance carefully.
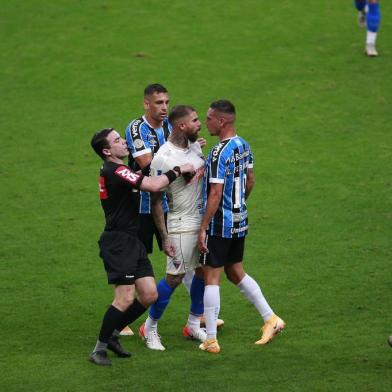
[102,148,111,157]
[143,98,149,111]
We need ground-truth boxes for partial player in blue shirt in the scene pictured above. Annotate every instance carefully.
[202,135,253,238]
[354,0,381,56]
[198,100,285,354]
[124,84,172,254]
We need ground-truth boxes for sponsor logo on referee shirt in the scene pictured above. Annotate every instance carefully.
[115,166,141,185]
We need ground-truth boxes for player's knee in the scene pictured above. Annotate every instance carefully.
[166,273,184,289]
[113,296,134,311]
[139,289,158,306]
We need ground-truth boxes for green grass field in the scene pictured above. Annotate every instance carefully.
[1,1,391,391]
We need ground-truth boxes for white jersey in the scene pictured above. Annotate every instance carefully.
[150,140,204,234]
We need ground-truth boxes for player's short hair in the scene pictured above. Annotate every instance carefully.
[168,105,195,125]
[210,99,236,115]
[144,83,168,96]
[91,128,113,160]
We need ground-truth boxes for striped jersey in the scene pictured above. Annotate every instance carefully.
[124,116,172,214]
[201,135,254,238]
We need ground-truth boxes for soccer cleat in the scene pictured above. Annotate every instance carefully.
[365,43,378,57]
[107,336,131,358]
[89,350,111,366]
[255,314,285,345]
[120,325,134,336]
[200,316,225,329]
[139,323,165,351]
[182,325,207,342]
[358,10,366,28]
[199,338,220,354]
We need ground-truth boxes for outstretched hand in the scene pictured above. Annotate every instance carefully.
[186,166,205,184]
[197,138,207,148]
[179,163,196,176]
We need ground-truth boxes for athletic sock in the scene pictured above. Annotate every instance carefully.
[237,274,273,322]
[187,313,201,331]
[182,270,195,294]
[116,298,147,332]
[367,2,381,33]
[145,315,158,332]
[366,31,377,45]
[354,0,367,12]
[93,340,107,353]
[97,305,124,345]
[203,285,220,340]
[189,275,205,317]
[148,278,174,321]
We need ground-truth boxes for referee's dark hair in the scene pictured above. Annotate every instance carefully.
[91,128,113,160]
[210,99,236,115]
[144,83,168,96]
[168,105,195,125]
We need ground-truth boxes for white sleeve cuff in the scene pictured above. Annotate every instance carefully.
[132,148,152,158]
[209,178,224,184]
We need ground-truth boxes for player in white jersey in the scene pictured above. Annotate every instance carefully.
[138,105,208,350]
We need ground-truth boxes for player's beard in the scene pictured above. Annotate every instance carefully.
[188,133,198,143]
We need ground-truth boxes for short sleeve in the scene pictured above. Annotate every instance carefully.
[125,119,152,158]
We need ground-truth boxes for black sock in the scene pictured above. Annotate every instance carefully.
[98,305,125,343]
[117,299,147,331]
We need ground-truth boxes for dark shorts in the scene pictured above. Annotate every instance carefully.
[98,231,154,285]
[199,235,245,268]
[137,213,167,254]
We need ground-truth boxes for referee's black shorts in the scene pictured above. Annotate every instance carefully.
[137,213,167,254]
[98,230,154,285]
[199,234,245,268]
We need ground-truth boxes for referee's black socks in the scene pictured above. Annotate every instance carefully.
[97,305,125,346]
[116,299,147,332]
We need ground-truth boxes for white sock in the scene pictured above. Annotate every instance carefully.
[237,274,273,322]
[203,285,220,340]
[366,31,377,45]
[186,313,201,331]
[182,270,195,295]
[145,316,158,333]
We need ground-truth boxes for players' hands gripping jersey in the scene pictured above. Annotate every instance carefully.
[124,116,172,214]
[99,161,143,234]
[202,136,253,238]
[150,141,205,234]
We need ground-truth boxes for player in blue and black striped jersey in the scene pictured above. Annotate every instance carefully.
[198,100,285,354]
[125,84,172,254]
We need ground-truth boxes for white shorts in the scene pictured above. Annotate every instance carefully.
[166,232,200,275]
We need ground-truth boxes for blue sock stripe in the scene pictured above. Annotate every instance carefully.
[149,278,174,320]
[190,275,205,316]
[367,3,381,33]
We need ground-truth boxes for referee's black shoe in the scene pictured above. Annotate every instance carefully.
[107,336,132,358]
[89,350,111,366]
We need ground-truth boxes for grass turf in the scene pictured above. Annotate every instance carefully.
[1,1,391,391]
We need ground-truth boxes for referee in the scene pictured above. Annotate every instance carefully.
[89,128,195,365]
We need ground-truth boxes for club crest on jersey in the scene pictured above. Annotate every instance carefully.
[148,134,158,149]
[115,166,140,185]
[133,138,144,149]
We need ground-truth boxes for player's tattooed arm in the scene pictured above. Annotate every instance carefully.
[151,191,176,257]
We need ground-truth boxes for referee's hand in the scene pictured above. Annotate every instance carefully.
[198,230,208,254]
